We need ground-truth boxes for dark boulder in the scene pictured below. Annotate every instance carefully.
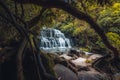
[78,71,108,80]
[54,64,78,80]
[68,49,85,57]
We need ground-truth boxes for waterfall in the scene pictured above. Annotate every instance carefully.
[39,28,71,53]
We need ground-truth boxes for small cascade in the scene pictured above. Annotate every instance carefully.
[39,28,71,53]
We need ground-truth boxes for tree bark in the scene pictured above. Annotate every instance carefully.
[26,7,47,29]
[14,0,119,58]
[17,38,27,80]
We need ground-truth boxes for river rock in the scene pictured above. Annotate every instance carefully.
[71,57,87,67]
[78,71,108,80]
[68,49,85,57]
[59,54,72,60]
[88,54,102,61]
[114,73,120,80]
[53,64,78,80]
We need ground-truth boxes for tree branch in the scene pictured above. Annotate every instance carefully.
[14,0,18,16]
[17,38,27,80]
[26,7,47,29]
[0,0,28,38]
[15,0,119,58]
[20,0,24,19]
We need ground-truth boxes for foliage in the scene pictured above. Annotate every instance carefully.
[106,32,120,50]
[96,2,120,52]
[40,52,56,76]
[0,3,19,45]
[98,3,120,34]
[79,47,90,52]
[1,0,120,80]
[1,0,119,54]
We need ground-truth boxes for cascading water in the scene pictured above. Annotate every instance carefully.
[39,28,71,53]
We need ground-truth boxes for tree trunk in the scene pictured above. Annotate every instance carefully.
[17,38,27,80]
[15,0,119,58]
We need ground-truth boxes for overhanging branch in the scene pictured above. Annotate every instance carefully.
[26,7,47,29]
[15,0,119,58]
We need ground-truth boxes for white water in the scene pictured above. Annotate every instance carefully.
[39,28,71,53]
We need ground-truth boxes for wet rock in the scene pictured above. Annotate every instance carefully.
[78,71,108,80]
[68,49,85,57]
[53,58,78,74]
[59,54,72,60]
[53,64,78,80]
[71,57,87,67]
[77,66,90,72]
[84,52,93,55]
[114,73,120,80]
[88,54,102,61]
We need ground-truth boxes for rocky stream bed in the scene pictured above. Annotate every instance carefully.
[51,49,120,80]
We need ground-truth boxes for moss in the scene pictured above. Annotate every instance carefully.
[40,52,56,76]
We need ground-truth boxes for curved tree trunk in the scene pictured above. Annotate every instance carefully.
[15,0,119,58]
[17,38,27,80]
[26,7,47,29]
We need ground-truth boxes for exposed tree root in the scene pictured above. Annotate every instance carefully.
[16,38,27,80]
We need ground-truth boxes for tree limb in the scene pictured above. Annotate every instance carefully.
[20,0,24,19]
[26,7,47,29]
[33,37,58,80]
[16,38,27,80]
[14,0,18,16]
[0,0,28,38]
[15,0,119,58]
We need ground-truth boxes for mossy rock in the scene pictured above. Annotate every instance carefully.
[40,52,56,76]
